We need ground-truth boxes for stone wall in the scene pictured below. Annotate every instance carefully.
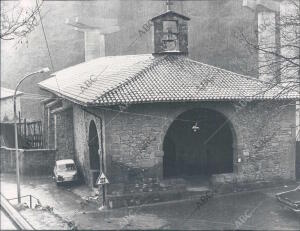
[0,147,56,175]
[98,100,296,196]
[73,105,103,187]
[55,108,75,160]
[296,141,300,179]
[42,104,55,149]
[233,100,296,182]
[67,100,296,207]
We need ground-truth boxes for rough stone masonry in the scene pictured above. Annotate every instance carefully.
[46,99,296,207]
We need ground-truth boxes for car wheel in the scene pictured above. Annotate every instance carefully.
[56,181,61,186]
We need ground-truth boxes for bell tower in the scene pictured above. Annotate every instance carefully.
[151,0,190,54]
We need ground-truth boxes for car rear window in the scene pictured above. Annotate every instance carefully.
[57,163,76,171]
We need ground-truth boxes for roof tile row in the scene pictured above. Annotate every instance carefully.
[38,54,299,106]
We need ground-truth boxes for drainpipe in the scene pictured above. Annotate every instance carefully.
[47,108,50,148]
[99,118,105,171]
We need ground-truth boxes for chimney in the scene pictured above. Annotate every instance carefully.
[150,10,190,54]
[66,17,119,61]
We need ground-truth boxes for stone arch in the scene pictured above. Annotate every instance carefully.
[160,106,238,179]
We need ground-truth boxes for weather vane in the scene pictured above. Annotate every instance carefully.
[166,0,173,11]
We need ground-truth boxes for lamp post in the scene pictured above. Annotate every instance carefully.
[14,67,50,204]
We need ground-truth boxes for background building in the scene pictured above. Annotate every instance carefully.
[0,87,23,122]
[1,0,257,120]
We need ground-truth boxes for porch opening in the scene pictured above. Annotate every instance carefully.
[163,108,234,181]
[296,141,300,179]
[88,120,100,187]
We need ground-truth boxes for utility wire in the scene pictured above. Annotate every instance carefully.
[36,0,61,93]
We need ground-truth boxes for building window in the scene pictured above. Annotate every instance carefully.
[163,20,178,33]
[162,20,179,51]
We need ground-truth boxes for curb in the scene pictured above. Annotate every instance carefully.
[0,193,34,230]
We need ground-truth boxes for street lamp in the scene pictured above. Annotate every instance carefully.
[13,67,50,204]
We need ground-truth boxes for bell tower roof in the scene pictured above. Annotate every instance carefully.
[151,10,190,22]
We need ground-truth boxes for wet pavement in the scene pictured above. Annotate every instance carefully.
[1,173,300,230]
[0,174,98,217]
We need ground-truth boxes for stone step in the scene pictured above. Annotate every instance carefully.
[184,186,213,199]
[186,186,211,192]
[107,185,213,209]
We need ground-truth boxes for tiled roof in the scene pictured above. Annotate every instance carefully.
[0,87,23,99]
[38,54,299,106]
[151,10,191,21]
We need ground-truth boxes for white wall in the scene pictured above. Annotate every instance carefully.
[0,97,21,121]
[257,10,277,81]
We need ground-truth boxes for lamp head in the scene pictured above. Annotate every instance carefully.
[192,122,200,133]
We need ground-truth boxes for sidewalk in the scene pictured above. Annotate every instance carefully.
[0,174,97,230]
[0,193,33,230]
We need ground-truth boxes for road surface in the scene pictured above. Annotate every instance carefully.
[1,173,300,230]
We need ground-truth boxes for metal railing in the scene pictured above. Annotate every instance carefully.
[0,193,35,230]
[8,194,41,209]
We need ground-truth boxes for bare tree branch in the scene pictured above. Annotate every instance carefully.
[1,0,44,41]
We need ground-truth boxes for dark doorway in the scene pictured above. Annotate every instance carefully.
[296,141,300,179]
[163,108,234,179]
[88,120,101,186]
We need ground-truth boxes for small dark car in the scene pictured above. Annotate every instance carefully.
[276,186,300,213]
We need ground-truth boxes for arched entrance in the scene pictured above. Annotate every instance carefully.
[163,108,234,180]
[88,120,101,187]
